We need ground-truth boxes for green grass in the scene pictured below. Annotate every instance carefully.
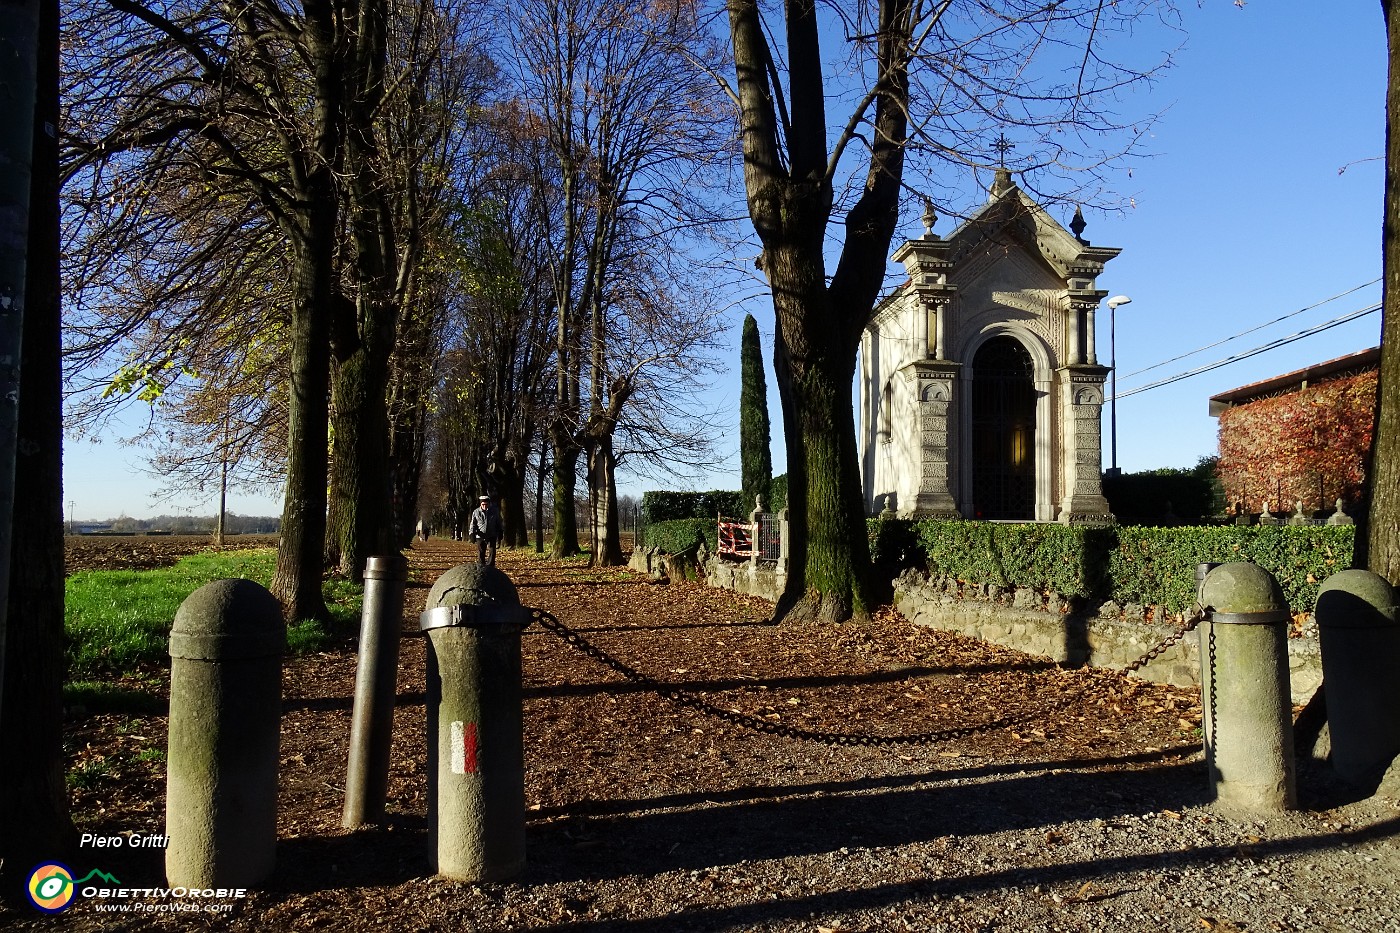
[67,759,111,790]
[65,549,362,677]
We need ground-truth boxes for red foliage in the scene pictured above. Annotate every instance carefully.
[1217,370,1376,512]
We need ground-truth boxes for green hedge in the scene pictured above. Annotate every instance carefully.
[908,520,1113,599]
[769,474,788,512]
[1102,470,1218,524]
[874,518,1355,614]
[641,518,715,554]
[642,490,744,522]
[1109,524,1352,614]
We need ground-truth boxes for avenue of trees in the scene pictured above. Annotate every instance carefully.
[13,0,1400,888]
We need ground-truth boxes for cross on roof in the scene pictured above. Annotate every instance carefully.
[992,133,1014,167]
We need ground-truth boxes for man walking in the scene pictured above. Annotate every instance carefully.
[468,494,503,566]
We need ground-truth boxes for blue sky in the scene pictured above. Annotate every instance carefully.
[64,0,1387,520]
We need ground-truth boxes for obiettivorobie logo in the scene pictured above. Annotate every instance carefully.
[26,862,246,915]
[26,863,121,913]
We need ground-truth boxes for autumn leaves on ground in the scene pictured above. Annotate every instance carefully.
[28,536,1203,931]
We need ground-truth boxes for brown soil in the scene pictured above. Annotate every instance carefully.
[63,534,281,574]
[4,537,1397,932]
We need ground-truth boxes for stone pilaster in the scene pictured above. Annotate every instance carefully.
[910,360,962,519]
[1057,365,1114,524]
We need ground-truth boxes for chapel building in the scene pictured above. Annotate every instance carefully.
[859,169,1120,523]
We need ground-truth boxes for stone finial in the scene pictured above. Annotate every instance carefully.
[1070,205,1088,244]
[1328,497,1355,526]
[754,493,766,513]
[921,199,938,239]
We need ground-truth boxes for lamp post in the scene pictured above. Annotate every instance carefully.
[1107,295,1132,475]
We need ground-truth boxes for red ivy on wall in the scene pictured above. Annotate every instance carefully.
[1216,369,1377,512]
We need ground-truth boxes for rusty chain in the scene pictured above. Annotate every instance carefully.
[532,604,1208,749]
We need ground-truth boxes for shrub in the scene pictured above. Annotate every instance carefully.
[1102,467,1218,524]
[1108,524,1353,614]
[641,518,715,554]
[769,473,788,511]
[891,519,1354,614]
[909,520,1112,598]
[642,490,744,522]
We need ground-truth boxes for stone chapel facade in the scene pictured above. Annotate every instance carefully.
[859,169,1118,523]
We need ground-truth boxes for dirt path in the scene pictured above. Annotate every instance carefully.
[7,540,1400,931]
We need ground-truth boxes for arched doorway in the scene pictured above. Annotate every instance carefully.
[971,335,1036,519]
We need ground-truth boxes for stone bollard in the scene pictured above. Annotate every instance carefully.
[342,555,409,827]
[1315,570,1400,787]
[166,579,284,888]
[1199,562,1296,810]
[421,563,532,881]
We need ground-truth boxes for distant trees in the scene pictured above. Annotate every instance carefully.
[508,0,731,564]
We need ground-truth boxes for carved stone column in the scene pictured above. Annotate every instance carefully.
[910,360,962,519]
[1057,365,1115,524]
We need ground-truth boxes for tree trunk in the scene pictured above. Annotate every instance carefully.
[535,440,549,553]
[1367,0,1400,582]
[727,0,909,622]
[272,247,332,621]
[768,246,872,623]
[550,425,582,557]
[586,438,626,566]
[0,0,76,882]
[327,346,393,581]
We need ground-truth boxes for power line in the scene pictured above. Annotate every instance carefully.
[1118,278,1380,380]
[1115,302,1381,400]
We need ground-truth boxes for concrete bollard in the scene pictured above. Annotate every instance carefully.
[1315,570,1400,786]
[1199,562,1297,810]
[342,555,409,827]
[166,578,284,888]
[421,563,532,881]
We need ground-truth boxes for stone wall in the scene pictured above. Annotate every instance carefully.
[893,570,1322,704]
[629,547,787,600]
[705,557,786,602]
[653,552,1324,705]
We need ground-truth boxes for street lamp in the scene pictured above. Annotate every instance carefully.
[1106,295,1132,475]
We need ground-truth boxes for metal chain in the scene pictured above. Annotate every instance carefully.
[1121,603,1207,675]
[533,605,1206,749]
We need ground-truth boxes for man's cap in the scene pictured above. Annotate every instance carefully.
[479,495,490,500]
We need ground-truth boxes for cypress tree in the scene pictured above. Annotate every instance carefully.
[739,313,773,514]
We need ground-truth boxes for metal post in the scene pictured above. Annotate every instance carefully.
[342,555,408,827]
[1199,562,1296,811]
[422,563,531,881]
[166,579,284,887]
[1110,302,1117,472]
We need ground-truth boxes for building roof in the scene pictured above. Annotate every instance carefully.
[1208,346,1380,417]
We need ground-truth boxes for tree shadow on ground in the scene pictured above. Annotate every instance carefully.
[521,813,1400,933]
[520,661,1059,701]
[523,756,1213,886]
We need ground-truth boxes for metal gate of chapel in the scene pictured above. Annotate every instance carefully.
[971,334,1036,520]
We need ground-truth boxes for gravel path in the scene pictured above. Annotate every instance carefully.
[5,539,1398,932]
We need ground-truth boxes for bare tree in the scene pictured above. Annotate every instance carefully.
[722,0,1171,622]
[509,0,734,563]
